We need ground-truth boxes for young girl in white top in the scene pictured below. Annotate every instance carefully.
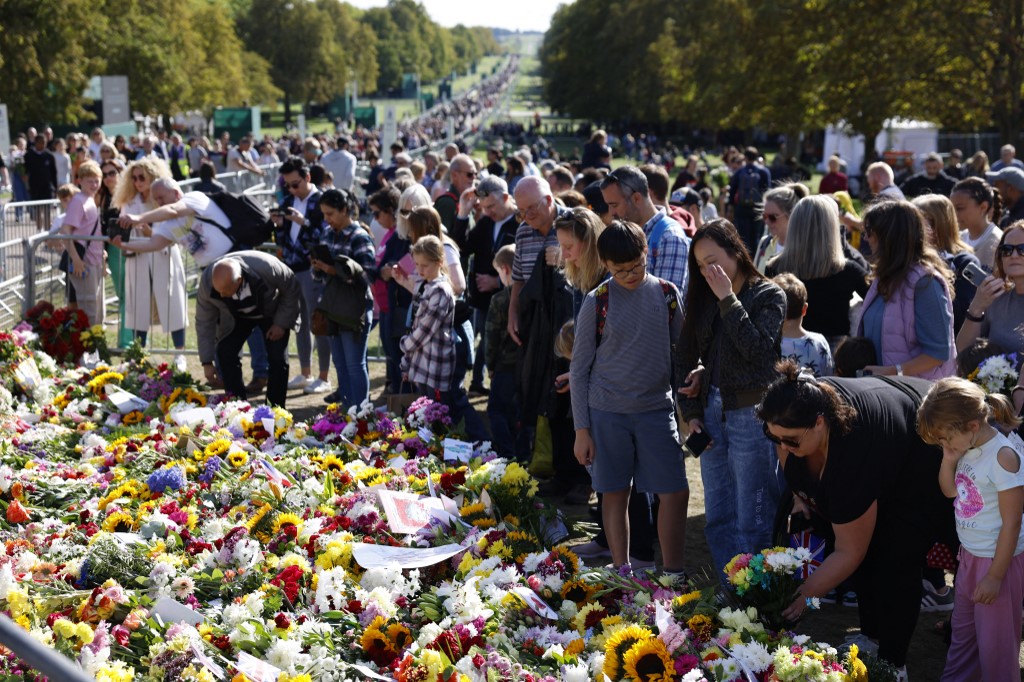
[918,377,1024,682]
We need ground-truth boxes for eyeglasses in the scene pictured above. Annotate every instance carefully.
[764,212,782,223]
[762,422,813,449]
[998,243,1024,257]
[611,261,646,280]
[285,180,303,190]
[399,208,412,218]
[459,168,477,178]
[103,170,119,178]
[515,198,547,222]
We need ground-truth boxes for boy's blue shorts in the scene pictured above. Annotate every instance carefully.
[589,407,688,494]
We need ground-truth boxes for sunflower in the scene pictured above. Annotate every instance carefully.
[227,451,249,469]
[101,511,136,533]
[320,455,345,473]
[121,411,145,426]
[549,545,581,573]
[470,518,497,529]
[86,371,124,397]
[622,637,675,682]
[203,439,231,460]
[271,513,303,535]
[386,623,412,651]
[560,578,596,605]
[673,590,702,609]
[159,388,183,413]
[245,503,273,532]
[687,614,715,643]
[603,625,653,681]
[360,617,395,657]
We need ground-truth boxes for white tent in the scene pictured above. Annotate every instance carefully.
[821,118,940,174]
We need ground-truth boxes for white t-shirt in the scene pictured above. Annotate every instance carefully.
[54,152,71,186]
[954,431,1024,557]
[320,149,356,191]
[152,192,233,267]
[226,147,245,171]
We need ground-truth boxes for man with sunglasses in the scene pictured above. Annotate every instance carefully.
[453,176,519,393]
[600,165,690,294]
[271,157,332,396]
[435,154,478,232]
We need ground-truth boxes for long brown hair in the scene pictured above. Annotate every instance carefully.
[681,218,763,344]
[913,194,971,255]
[917,376,1021,443]
[862,200,954,300]
[554,206,606,292]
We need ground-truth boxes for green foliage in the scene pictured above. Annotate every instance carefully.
[541,0,1024,143]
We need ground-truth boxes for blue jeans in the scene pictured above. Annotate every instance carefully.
[248,328,269,379]
[329,307,372,409]
[700,387,785,575]
[453,318,474,390]
[487,370,519,458]
[379,309,407,393]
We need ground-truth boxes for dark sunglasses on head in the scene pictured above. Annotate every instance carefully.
[999,243,1024,257]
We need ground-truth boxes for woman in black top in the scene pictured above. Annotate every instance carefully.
[757,361,953,672]
[766,195,869,347]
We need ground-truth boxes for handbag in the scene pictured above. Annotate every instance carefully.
[311,309,331,336]
[59,215,100,273]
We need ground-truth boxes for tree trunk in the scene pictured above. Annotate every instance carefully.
[283,91,292,125]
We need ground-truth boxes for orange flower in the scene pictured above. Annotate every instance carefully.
[6,500,30,524]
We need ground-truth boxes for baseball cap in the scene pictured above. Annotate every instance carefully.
[583,181,609,214]
[474,175,508,198]
[987,167,1024,191]
[669,187,702,207]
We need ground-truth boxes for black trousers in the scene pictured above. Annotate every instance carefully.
[217,317,290,407]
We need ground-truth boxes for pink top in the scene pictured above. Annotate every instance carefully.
[64,194,103,266]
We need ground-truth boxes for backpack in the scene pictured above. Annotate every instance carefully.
[594,277,678,347]
[198,191,275,249]
[735,165,763,207]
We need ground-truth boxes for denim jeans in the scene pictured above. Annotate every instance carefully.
[295,269,331,374]
[487,369,518,458]
[248,328,269,379]
[329,306,372,409]
[452,318,474,391]
[378,309,408,393]
[700,386,785,575]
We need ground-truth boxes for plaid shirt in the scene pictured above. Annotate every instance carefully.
[644,209,690,294]
[400,277,456,390]
[315,222,377,285]
[275,188,323,272]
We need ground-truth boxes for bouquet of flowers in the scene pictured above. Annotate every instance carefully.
[724,547,815,631]
[21,301,90,363]
[968,352,1019,396]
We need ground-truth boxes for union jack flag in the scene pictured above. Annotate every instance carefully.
[789,530,827,580]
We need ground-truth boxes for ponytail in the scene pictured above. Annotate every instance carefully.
[985,393,1022,433]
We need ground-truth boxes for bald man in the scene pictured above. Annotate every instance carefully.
[435,153,477,230]
[196,251,300,406]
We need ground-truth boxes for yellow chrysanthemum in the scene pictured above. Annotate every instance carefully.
[602,625,653,681]
[622,637,675,682]
[844,644,868,682]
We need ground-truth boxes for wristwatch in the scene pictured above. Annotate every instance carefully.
[895,363,904,376]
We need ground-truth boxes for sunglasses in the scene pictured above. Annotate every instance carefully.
[998,243,1024,257]
[399,208,412,218]
[131,174,147,182]
[762,422,813,449]
[764,212,782,223]
[285,180,303,190]
[103,170,119,178]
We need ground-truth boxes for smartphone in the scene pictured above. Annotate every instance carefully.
[311,244,332,263]
[554,377,569,391]
[684,429,712,457]
[270,207,287,216]
[962,261,988,287]
[855,368,874,378]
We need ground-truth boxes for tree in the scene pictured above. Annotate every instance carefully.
[316,0,379,95]
[0,0,107,128]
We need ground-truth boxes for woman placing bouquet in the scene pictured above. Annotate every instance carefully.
[756,360,954,677]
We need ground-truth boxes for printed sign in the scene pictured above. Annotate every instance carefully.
[351,542,466,570]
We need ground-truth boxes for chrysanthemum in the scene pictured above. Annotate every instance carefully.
[622,637,675,682]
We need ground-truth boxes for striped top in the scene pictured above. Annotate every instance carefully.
[569,275,683,428]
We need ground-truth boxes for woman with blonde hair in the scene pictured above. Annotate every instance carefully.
[113,157,187,369]
[914,193,982,333]
[766,195,869,346]
[396,183,433,243]
[554,206,607,307]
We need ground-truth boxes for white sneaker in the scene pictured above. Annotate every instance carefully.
[895,666,909,682]
[287,375,311,390]
[174,355,188,373]
[304,378,333,394]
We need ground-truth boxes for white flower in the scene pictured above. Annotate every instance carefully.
[170,576,195,599]
[560,663,591,682]
[730,641,774,673]
[681,669,710,682]
[266,637,311,673]
[0,565,16,599]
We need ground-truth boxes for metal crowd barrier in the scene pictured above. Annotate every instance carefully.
[0,614,91,682]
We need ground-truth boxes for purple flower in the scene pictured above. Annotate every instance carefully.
[147,466,186,494]
[198,456,223,484]
[253,406,274,422]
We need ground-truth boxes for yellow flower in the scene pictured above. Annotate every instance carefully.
[560,578,596,605]
[622,638,675,682]
[603,625,653,681]
[271,513,303,535]
[844,644,868,682]
[673,590,702,609]
[564,638,585,657]
[227,451,249,468]
[121,411,145,426]
[203,438,231,460]
[360,617,395,657]
[86,371,124,397]
[386,622,412,650]
[101,511,136,533]
[687,614,715,642]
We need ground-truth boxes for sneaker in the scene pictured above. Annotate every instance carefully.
[564,484,593,506]
[895,665,909,682]
[572,540,611,559]
[245,377,268,396]
[629,557,656,571]
[843,633,879,657]
[173,354,188,373]
[287,375,311,390]
[921,579,954,612]
[323,390,342,404]
[820,589,840,605]
[304,378,333,394]
[841,591,858,607]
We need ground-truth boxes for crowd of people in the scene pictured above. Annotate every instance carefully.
[11,111,1024,676]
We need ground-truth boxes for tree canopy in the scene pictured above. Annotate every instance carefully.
[540,0,1024,144]
[0,0,501,130]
